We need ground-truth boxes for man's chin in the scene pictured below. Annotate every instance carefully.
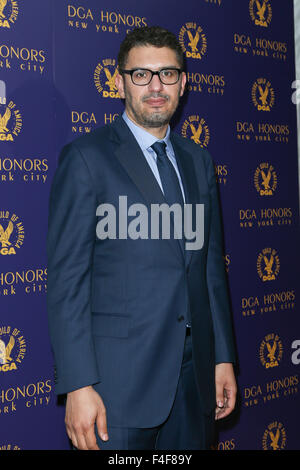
[139,112,171,128]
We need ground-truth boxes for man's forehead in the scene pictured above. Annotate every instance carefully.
[125,45,179,68]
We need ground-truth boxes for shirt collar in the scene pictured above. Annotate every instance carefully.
[122,111,172,154]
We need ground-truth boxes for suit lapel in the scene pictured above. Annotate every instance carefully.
[113,119,166,206]
[170,133,201,268]
[111,117,184,263]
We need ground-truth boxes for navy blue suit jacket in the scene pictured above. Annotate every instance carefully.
[46,116,236,428]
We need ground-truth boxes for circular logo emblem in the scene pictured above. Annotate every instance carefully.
[252,78,275,112]
[181,115,210,147]
[0,0,18,29]
[249,0,272,28]
[94,59,120,99]
[179,23,207,60]
[262,422,286,450]
[0,326,26,373]
[259,333,283,369]
[0,444,21,450]
[257,247,280,281]
[254,163,277,196]
[0,211,25,255]
[0,100,22,141]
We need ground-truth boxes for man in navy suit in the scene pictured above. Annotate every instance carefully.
[47,26,237,450]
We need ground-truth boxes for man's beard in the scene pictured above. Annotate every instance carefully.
[125,90,180,129]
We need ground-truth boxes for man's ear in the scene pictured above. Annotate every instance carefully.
[180,72,187,97]
[115,73,125,99]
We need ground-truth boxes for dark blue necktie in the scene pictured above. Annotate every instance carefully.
[151,141,185,255]
[151,141,191,326]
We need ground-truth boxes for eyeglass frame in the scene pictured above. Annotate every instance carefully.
[119,67,183,86]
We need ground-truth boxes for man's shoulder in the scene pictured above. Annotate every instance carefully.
[56,120,124,171]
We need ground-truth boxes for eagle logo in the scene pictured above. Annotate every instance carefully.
[0,336,15,365]
[0,100,22,141]
[189,122,203,145]
[255,0,267,22]
[94,59,120,99]
[260,168,272,190]
[187,30,200,53]
[263,253,274,276]
[258,84,269,107]
[269,429,280,450]
[263,422,286,450]
[252,79,275,111]
[0,220,13,247]
[254,163,277,196]
[103,67,118,92]
[178,23,207,59]
[266,340,277,363]
[257,248,280,281]
[0,327,26,372]
[181,116,210,148]
[0,0,7,19]
[0,106,11,134]
[259,333,283,369]
[249,0,272,27]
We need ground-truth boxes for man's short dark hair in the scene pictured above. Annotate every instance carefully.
[118,26,185,71]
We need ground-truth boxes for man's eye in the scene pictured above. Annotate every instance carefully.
[135,71,147,78]
[161,70,174,77]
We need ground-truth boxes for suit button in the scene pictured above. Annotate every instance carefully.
[177,315,185,322]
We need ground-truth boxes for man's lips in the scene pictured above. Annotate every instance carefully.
[144,98,167,106]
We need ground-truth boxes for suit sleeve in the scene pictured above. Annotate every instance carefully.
[204,149,236,365]
[46,142,100,395]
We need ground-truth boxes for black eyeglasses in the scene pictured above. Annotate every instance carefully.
[119,68,183,86]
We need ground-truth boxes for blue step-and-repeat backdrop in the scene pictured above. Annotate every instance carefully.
[0,0,299,450]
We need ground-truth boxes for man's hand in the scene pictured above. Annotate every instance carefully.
[65,385,108,450]
[215,363,237,421]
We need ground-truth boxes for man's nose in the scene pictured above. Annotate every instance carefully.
[148,73,164,92]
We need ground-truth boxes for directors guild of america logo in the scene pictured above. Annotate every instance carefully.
[257,247,280,282]
[249,0,272,28]
[254,162,277,196]
[94,58,120,99]
[262,422,286,450]
[178,23,207,60]
[259,333,283,370]
[0,0,18,28]
[0,99,22,141]
[0,326,26,373]
[0,211,25,255]
[181,115,210,148]
[252,78,275,112]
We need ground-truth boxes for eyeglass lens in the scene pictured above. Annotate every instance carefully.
[132,69,179,85]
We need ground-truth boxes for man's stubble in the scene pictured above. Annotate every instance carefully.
[124,86,182,130]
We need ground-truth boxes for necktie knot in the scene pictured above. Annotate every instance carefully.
[151,141,167,160]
